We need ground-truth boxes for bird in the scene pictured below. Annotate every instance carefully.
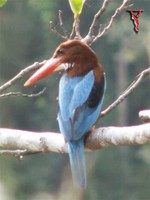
[24,39,106,189]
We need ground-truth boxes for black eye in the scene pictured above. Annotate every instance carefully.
[57,48,64,55]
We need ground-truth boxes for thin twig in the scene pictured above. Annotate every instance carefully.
[0,149,41,158]
[58,10,68,39]
[0,88,46,98]
[0,61,46,94]
[70,15,82,39]
[49,21,67,40]
[88,0,111,37]
[70,20,76,39]
[100,67,150,118]
[124,3,133,9]
[49,11,69,40]
[83,0,131,44]
[93,0,131,42]
[59,10,63,26]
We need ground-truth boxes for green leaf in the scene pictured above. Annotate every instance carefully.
[0,0,7,7]
[68,0,85,17]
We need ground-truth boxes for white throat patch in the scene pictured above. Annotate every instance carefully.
[54,63,75,72]
[62,63,75,71]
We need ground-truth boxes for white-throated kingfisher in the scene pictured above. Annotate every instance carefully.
[24,40,106,189]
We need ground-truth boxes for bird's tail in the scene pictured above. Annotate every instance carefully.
[67,140,86,189]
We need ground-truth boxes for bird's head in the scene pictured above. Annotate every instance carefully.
[24,40,99,86]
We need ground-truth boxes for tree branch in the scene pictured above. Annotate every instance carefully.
[49,20,68,40]
[87,0,111,38]
[0,88,46,98]
[83,0,131,44]
[0,129,67,154]
[70,15,82,39]
[93,0,131,42]
[58,10,69,39]
[0,123,150,157]
[139,110,150,123]
[100,67,150,118]
[0,60,46,94]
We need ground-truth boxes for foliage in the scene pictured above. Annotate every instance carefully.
[0,0,7,7]
[68,0,85,18]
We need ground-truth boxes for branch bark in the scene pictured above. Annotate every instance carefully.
[0,123,150,157]
[139,110,150,123]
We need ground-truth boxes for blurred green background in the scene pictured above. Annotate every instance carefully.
[0,0,150,199]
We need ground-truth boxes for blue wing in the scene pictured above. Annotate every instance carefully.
[58,69,106,188]
[58,70,106,141]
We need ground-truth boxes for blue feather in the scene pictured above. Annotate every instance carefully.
[58,69,106,188]
[58,71,95,140]
[67,140,86,188]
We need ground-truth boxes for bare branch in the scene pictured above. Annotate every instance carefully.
[0,88,46,98]
[0,61,46,94]
[49,21,67,40]
[100,67,150,118]
[70,15,81,39]
[58,10,69,39]
[88,0,111,38]
[0,129,67,153]
[0,123,150,155]
[49,10,70,40]
[124,3,134,9]
[0,149,41,159]
[139,110,150,123]
[85,123,150,150]
[93,0,131,42]
[58,10,63,27]
[83,0,131,44]
[74,16,81,39]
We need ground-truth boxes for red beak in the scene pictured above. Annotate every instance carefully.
[24,58,61,86]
